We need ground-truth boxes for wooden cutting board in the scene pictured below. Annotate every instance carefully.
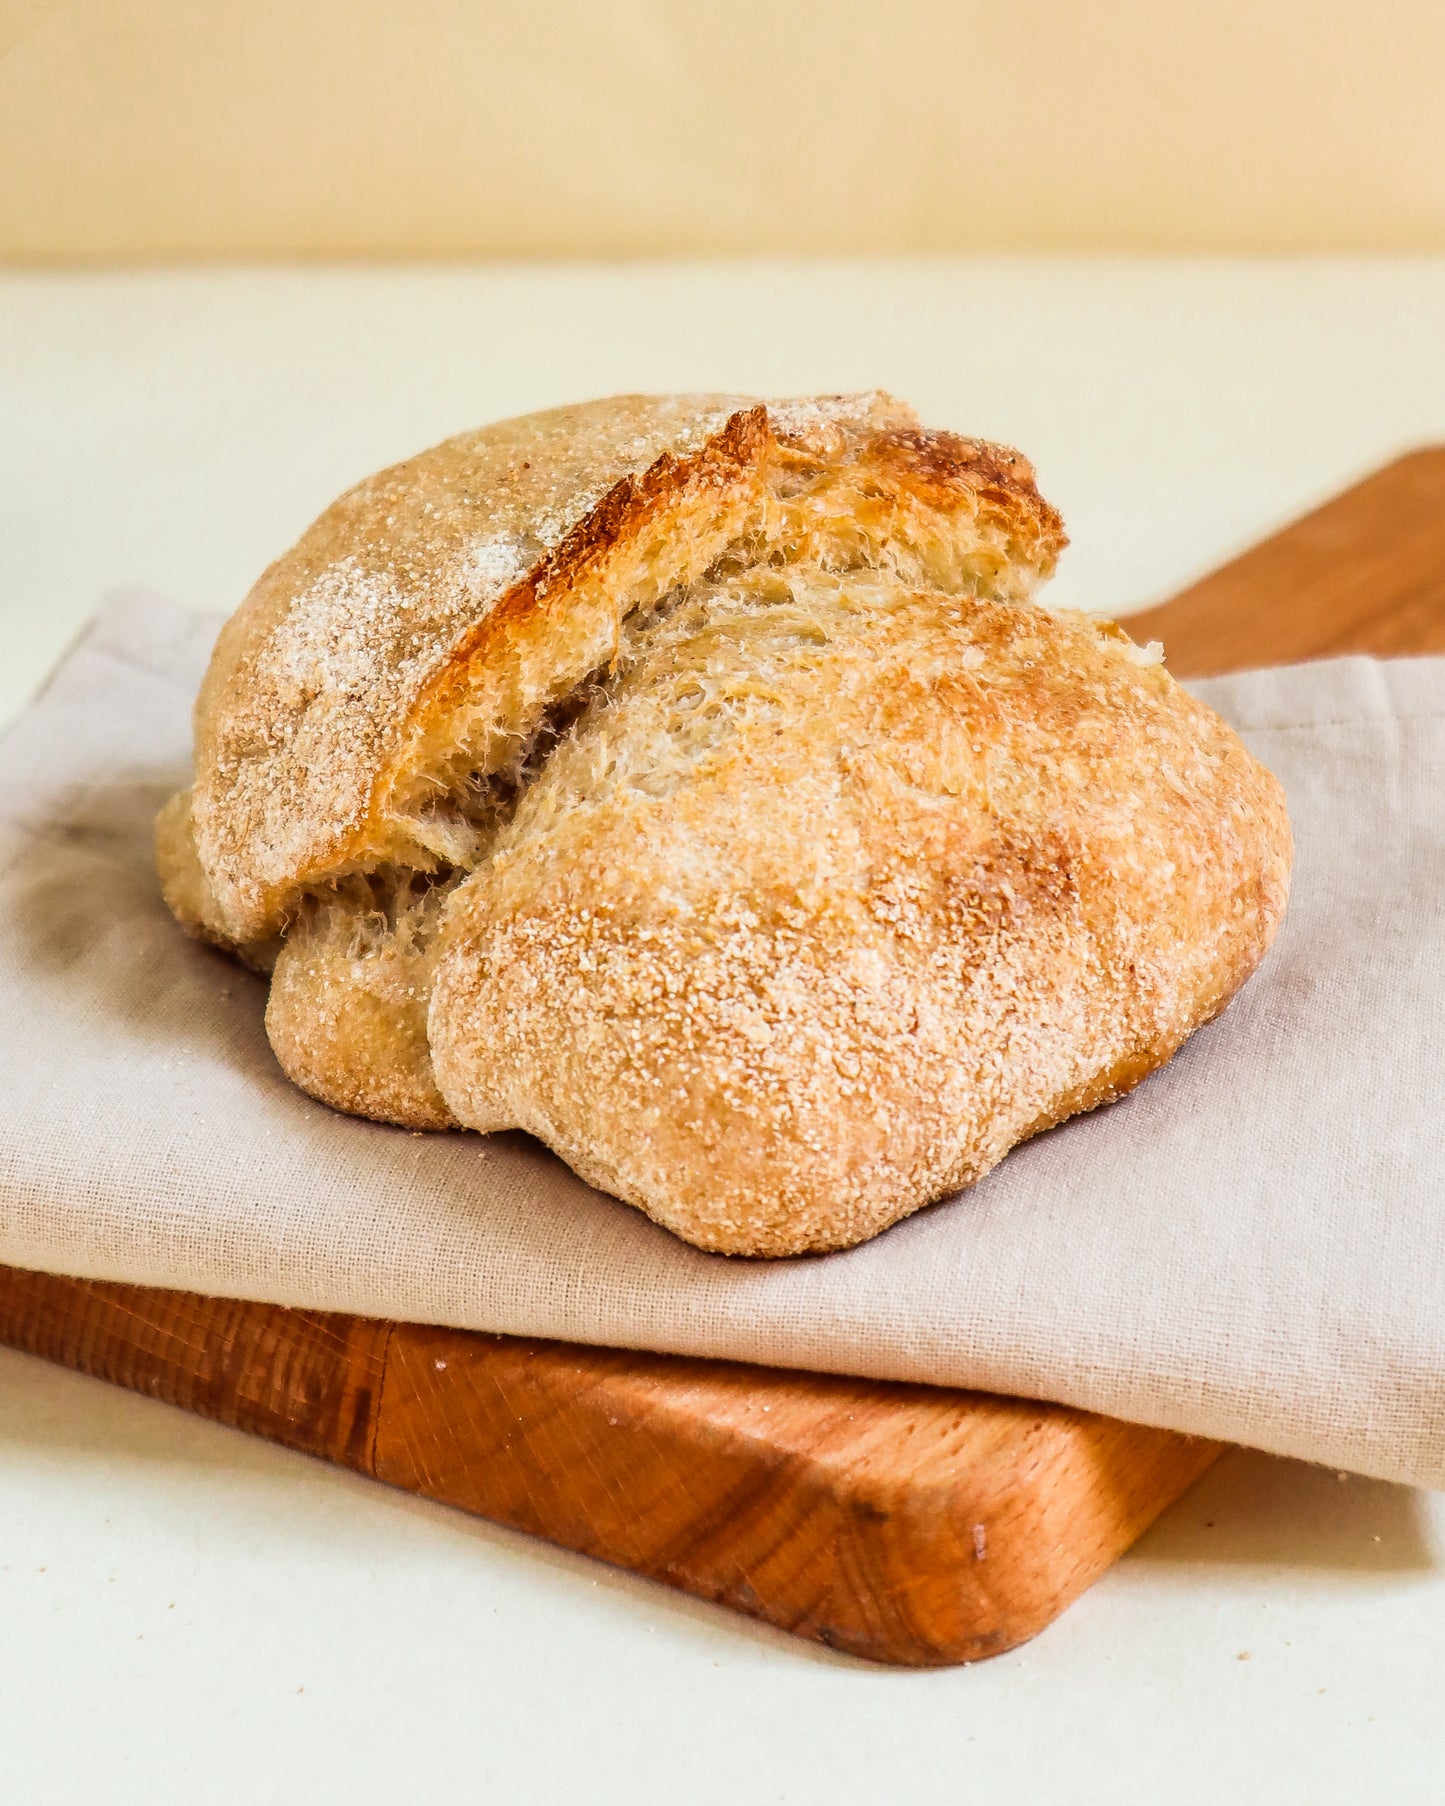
[3,448,1442,1668]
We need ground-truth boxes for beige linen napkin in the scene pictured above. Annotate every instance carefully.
[3,595,1443,1486]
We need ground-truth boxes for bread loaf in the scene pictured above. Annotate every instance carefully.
[157,392,1291,1255]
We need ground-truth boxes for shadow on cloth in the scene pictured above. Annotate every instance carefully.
[8,770,273,1063]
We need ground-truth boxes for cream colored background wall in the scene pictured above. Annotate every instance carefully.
[3,0,1444,262]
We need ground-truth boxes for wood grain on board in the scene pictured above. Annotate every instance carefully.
[1,447,1439,1667]
[1128,446,1445,674]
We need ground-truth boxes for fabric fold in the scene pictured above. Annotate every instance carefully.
[2,594,1443,1487]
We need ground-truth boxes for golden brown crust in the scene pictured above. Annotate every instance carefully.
[266,911,455,1129]
[188,395,763,942]
[169,392,1063,947]
[155,390,1288,1259]
[426,583,1290,1255]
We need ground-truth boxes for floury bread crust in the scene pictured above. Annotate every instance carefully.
[157,393,1291,1256]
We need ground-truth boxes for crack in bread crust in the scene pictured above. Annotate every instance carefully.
[155,392,1290,1256]
[172,393,1062,947]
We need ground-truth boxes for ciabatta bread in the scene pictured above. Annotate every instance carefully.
[157,393,1291,1255]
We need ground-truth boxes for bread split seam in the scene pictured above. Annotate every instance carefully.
[157,393,1291,1255]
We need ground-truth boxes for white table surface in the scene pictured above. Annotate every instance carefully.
[2,260,1444,1803]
